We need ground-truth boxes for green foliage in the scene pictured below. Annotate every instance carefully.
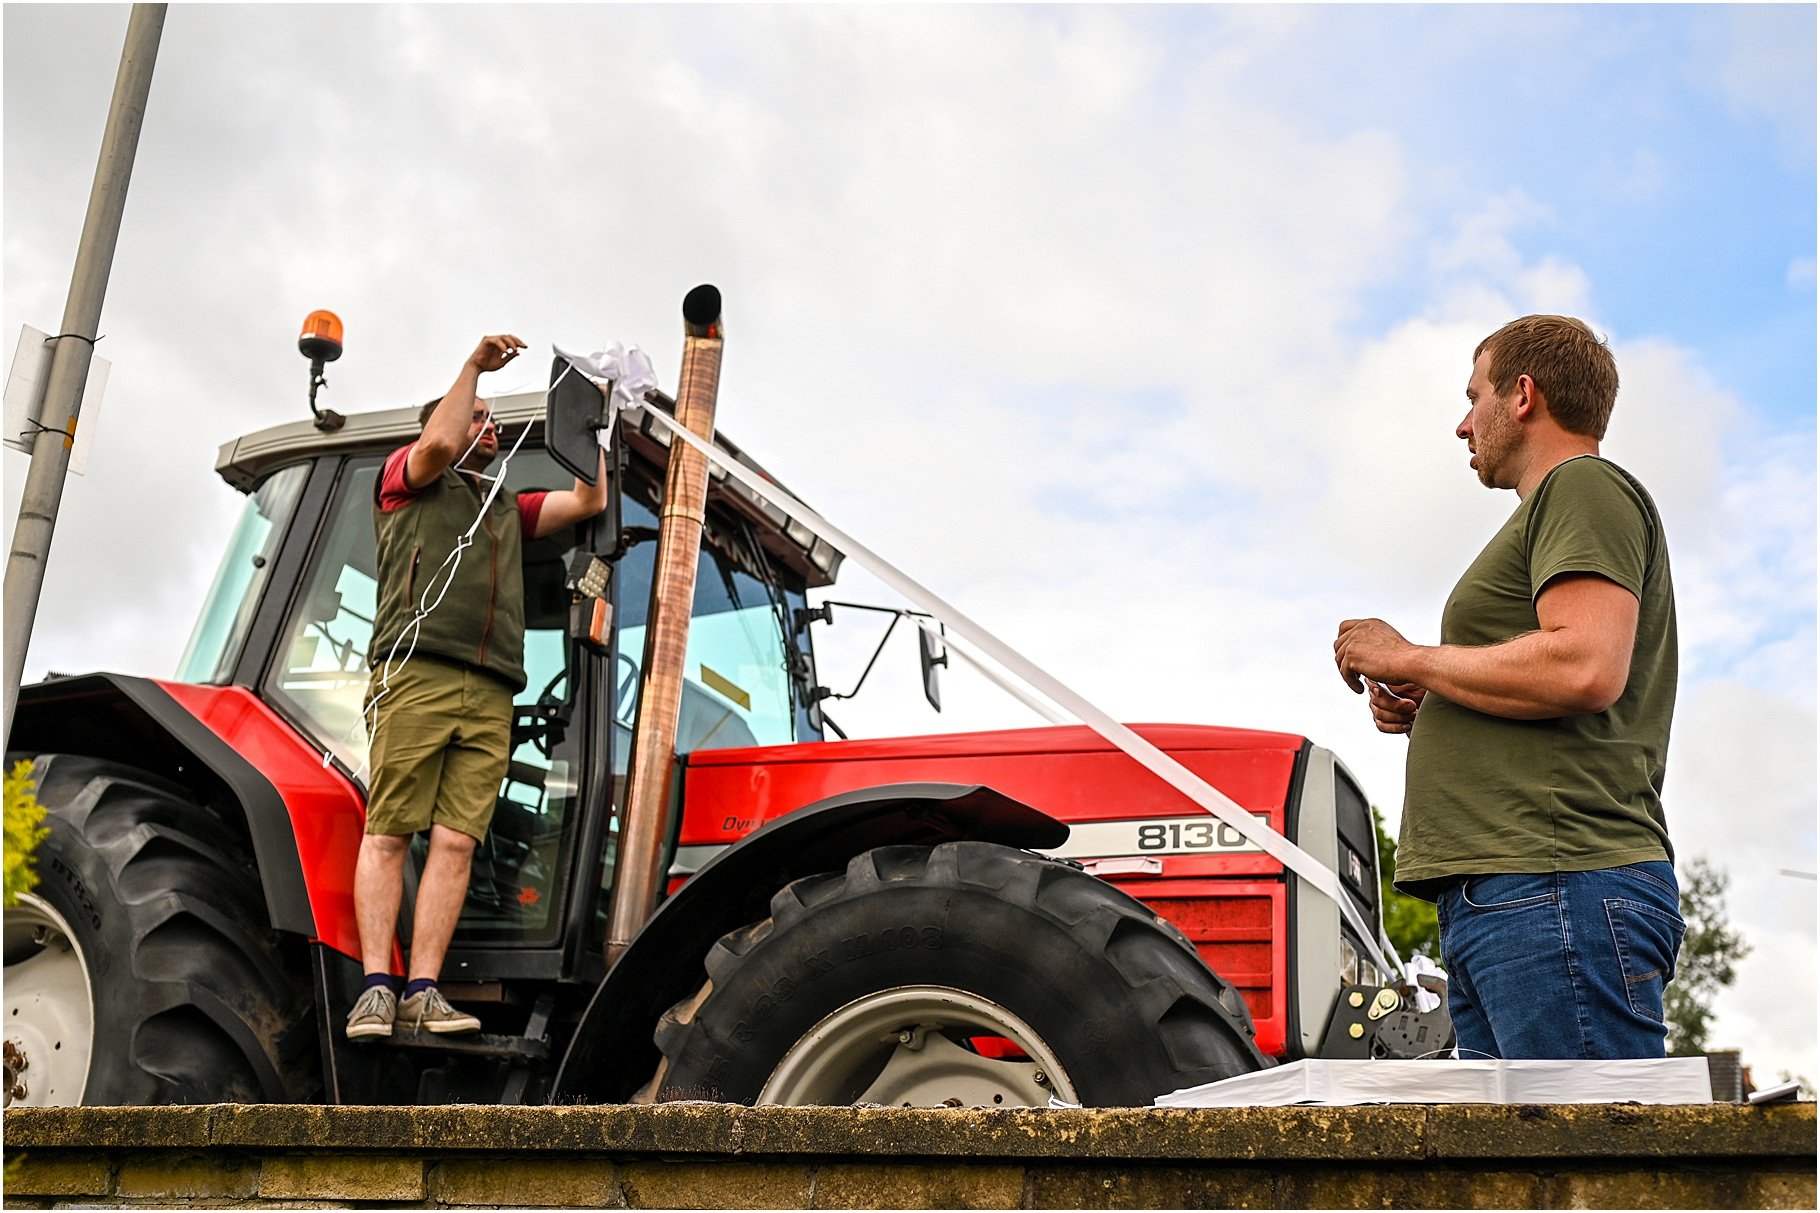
[1374,806,1440,963]
[1664,855,1750,1056]
[4,759,49,908]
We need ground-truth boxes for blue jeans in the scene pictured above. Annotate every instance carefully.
[1436,862,1685,1060]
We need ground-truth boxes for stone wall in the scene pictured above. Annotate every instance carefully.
[5,1102,1813,1209]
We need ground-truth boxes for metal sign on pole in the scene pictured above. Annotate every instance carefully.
[3,4,166,744]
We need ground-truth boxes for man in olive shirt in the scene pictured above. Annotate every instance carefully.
[1332,315,1682,1060]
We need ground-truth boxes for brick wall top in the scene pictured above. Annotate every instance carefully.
[6,1102,1812,1164]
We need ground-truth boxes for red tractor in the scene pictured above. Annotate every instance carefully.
[4,297,1445,1109]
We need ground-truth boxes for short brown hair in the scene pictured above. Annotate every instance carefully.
[1474,315,1619,439]
[417,398,445,429]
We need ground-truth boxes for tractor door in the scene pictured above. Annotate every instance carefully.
[257,448,603,959]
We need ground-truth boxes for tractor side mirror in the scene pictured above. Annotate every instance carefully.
[547,356,608,485]
[918,623,947,713]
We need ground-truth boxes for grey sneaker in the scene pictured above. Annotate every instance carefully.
[398,986,481,1034]
[345,984,396,1039]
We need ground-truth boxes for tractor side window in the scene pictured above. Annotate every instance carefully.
[262,448,592,946]
[592,455,814,949]
[177,463,309,685]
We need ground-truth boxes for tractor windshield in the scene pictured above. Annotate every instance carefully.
[177,463,309,685]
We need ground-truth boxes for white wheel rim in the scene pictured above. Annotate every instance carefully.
[4,893,95,1107]
[757,985,1077,1108]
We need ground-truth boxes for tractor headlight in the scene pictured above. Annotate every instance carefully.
[1340,937,1360,987]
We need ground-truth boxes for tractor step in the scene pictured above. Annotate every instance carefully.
[369,1029,551,1062]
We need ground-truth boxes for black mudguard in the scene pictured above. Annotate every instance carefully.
[550,782,1069,1103]
[8,672,314,937]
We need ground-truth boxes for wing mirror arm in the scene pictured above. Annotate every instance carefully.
[799,601,943,713]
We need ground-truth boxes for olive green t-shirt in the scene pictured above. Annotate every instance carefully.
[1395,456,1678,899]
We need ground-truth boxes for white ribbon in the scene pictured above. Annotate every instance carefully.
[553,342,658,414]
[564,362,1402,981]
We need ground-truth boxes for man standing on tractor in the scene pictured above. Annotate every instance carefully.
[346,334,610,1039]
[1332,315,1682,1061]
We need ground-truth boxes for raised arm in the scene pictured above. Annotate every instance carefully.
[404,334,525,489]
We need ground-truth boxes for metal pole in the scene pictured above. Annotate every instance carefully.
[3,4,166,743]
[604,285,723,967]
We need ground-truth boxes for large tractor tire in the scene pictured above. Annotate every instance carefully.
[2,754,318,1106]
[649,841,1268,1108]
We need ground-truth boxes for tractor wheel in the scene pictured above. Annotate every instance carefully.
[649,841,1268,1107]
[2,754,319,1106]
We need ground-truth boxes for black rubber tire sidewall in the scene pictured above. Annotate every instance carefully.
[655,842,1267,1106]
[21,754,318,1104]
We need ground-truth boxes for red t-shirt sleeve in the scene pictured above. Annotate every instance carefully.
[377,444,425,512]
[517,491,550,541]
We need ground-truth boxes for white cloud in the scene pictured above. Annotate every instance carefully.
[1666,680,1815,1082]
[1694,6,1817,170]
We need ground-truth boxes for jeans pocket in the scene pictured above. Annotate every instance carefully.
[1460,873,1558,912]
[1616,862,1680,902]
[1606,899,1686,1024]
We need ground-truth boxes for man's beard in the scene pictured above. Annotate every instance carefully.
[1474,406,1516,489]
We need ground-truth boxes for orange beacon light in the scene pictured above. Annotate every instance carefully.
[300,310,345,430]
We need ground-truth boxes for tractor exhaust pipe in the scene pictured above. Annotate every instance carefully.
[604,285,723,967]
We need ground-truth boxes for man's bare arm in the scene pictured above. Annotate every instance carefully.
[1334,574,1639,720]
[531,447,611,539]
[405,334,525,489]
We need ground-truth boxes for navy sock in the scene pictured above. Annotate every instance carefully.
[403,978,435,999]
[362,973,396,993]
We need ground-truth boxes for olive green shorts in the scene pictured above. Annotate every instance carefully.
[363,657,512,841]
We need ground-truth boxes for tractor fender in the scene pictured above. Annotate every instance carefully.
[551,781,1069,1103]
[9,673,315,938]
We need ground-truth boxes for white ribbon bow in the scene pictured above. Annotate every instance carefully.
[1403,954,1447,1014]
[552,341,660,414]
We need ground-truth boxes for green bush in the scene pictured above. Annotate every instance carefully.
[5,758,49,908]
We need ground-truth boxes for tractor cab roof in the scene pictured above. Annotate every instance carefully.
[214,389,843,588]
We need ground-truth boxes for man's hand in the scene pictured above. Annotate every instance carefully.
[409,335,528,488]
[1368,680,1426,734]
[1333,617,1418,693]
[468,334,526,374]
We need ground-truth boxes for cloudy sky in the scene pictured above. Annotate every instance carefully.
[6,5,1814,1082]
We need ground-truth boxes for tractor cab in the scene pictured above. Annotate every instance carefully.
[181,391,837,969]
